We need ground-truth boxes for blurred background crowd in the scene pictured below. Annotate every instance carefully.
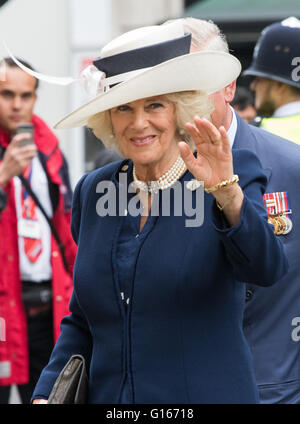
[1,0,298,188]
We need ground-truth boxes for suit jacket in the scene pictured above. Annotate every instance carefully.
[234,113,300,403]
[32,147,287,404]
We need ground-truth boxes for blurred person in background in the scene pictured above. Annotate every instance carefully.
[0,58,76,403]
[231,85,256,123]
[93,146,121,169]
[168,17,300,404]
[244,17,300,146]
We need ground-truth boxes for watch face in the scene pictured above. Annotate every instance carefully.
[0,187,7,212]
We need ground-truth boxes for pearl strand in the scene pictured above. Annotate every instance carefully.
[133,155,187,194]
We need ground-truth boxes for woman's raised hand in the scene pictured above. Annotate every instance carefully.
[178,116,233,190]
[179,116,244,226]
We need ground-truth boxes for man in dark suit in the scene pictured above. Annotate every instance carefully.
[170,17,300,403]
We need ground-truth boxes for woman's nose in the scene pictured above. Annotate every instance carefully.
[131,109,149,130]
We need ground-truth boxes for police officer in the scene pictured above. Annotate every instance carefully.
[244,17,300,145]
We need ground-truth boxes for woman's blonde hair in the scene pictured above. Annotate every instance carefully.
[87,90,214,155]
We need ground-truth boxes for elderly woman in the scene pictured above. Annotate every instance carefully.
[32,22,287,404]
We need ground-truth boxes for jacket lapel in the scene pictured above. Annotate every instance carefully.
[232,112,272,182]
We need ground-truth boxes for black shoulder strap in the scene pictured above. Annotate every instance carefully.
[37,150,60,213]
[0,144,5,160]
[18,174,69,273]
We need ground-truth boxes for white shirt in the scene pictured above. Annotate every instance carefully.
[14,156,53,282]
[227,106,237,148]
[273,101,300,118]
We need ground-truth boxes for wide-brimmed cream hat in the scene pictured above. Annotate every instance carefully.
[8,21,241,129]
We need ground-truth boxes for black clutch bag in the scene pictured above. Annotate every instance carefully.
[47,355,88,404]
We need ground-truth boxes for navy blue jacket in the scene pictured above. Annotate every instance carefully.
[234,113,300,403]
[32,147,287,404]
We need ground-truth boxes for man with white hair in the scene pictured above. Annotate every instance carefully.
[165,17,300,404]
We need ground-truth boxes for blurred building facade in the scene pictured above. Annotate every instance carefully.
[0,0,184,187]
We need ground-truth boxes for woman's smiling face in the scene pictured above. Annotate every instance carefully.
[110,95,180,174]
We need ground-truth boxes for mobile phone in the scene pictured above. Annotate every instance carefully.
[17,123,34,147]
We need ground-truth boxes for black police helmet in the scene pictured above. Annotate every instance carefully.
[243,17,300,89]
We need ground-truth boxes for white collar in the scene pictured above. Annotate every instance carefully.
[273,101,300,118]
[226,106,237,148]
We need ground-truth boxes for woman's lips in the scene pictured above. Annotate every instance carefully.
[130,135,156,146]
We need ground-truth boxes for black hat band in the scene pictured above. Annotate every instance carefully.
[93,33,192,78]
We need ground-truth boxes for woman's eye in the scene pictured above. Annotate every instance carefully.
[148,103,163,109]
[116,105,130,112]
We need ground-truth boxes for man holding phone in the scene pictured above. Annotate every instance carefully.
[0,57,77,403]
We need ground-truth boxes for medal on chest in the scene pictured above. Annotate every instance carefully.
[263,191,293,235]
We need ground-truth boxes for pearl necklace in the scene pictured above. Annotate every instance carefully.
[132,155,187,194]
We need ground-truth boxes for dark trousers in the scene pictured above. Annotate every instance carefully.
[0,309,54,404]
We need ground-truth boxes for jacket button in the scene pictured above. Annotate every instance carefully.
[246,289,253,301]
[52,251,59,258]
[56,295,63,302]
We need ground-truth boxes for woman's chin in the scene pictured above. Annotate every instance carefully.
[128,150,159,167]
[132,156,156,167]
